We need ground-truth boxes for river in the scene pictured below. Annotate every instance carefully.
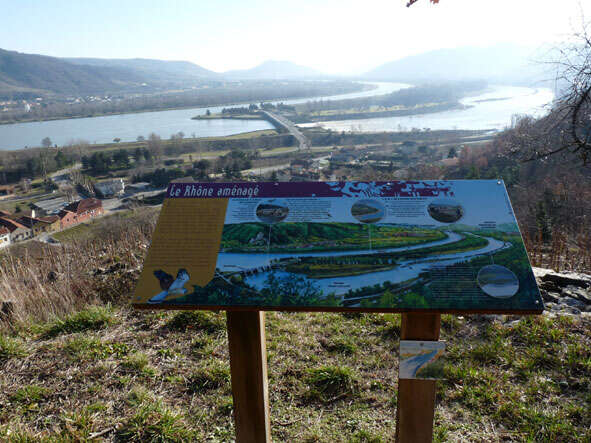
[298,85,554,132]
[0,82,409,150]
[0,82,553,150]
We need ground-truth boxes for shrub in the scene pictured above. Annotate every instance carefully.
[305,366,358,401]
[43,305,115,338]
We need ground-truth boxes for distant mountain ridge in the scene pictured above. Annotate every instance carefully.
[364,45,552,87]
[224,60,323,80]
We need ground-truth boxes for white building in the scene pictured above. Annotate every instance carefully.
[0,226,11,248]
[94,178,125,198]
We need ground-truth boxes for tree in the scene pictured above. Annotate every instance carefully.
[113,149,130,168]
[147,133,162,160]
[41,137,52,148]
[506,20,591,165]
[133,147,144,162]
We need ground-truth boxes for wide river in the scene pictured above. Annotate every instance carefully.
[0,82,553,150]
[0,82,408,150]
[299,85,554,132]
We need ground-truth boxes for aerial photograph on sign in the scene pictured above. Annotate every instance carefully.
[399,340,447,380]
[136,181,542,312]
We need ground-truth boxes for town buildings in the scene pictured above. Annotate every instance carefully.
[58,198,104,229]
[0,198,103,245]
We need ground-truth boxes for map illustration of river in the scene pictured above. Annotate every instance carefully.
[216,232,508,302]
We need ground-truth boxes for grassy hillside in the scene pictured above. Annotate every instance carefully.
[0,210,588,441]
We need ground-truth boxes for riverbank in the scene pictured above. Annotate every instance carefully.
[290,102,468,123]
[0,82,377,126]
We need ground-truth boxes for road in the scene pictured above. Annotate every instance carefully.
[262,111,310,150]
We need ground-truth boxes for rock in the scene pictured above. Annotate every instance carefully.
[562,286,591,305]
[533,267,590,289]
[558,297,586,309]
[540,290,561,303]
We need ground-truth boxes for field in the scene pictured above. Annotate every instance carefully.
[220,222,446,253]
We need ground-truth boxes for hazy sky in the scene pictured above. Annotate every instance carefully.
[2,0,590,74]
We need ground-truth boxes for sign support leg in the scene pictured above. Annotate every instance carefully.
[395,313,441,443]
[227,310,271,443]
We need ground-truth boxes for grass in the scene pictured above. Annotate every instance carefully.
[0,307,589,441]
[42,304,115,337]
[0,335,26,360]
[165,310,225,333]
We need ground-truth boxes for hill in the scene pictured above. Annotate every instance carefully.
[224,60,323,80]
[64,57,220,83]
[364,44,551,86]
[0,48,146,98]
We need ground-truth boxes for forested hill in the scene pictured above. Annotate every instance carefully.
[0,48,146,97]
[0,49,221,99]
[63,57,220,82]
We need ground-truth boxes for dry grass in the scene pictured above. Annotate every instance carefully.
[0,208,157,328]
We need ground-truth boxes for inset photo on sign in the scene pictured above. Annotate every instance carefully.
[477,264,519,298]
[399,340,446,380]
[427,198,464,223]
[351,199,385,223]
[148,268,190,304]
[256,199,289,224]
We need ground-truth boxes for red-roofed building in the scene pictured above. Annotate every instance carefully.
[17,213,61,235]
[0,217,33,242]
[58,198,104,229]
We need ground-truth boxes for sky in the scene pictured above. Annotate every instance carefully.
[1,0,590,74]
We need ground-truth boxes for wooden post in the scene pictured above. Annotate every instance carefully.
[227,310,271,443]
[395,313,441,443]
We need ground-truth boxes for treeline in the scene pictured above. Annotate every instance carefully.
[303,127,487,146]
[221,102,296,115]
[0,148,74,184]
[296,81,487,114]
[0,80,363,124]
[413,127,591,246]
[81,148,152,175]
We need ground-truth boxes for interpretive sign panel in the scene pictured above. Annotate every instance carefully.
[133,180,543,313]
